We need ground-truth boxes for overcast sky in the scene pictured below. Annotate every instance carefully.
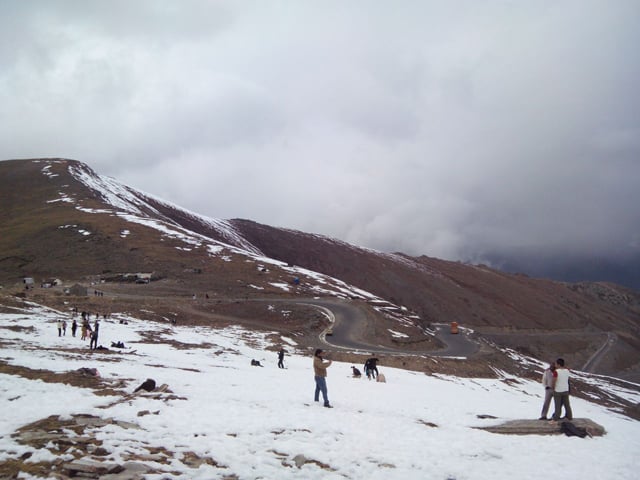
[2,1,639,279]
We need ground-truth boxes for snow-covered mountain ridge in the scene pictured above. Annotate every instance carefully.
[49,159,421,325]
[2,158,640,385]
[66,160,266,256]
[65,160,437,329]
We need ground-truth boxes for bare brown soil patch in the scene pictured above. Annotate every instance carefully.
[0,412,233,479]
[0,360,130,396]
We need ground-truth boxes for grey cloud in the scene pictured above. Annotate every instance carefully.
[1,1,639,287]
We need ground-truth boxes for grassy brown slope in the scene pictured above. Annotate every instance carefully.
[230,219,639,327]
[230,219,640,380]
[2,159,639,381]
[1,159,170,282]
[0,160,262,288]
[0,159,350,307]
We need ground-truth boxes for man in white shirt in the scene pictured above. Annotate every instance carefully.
[551,358,573,421]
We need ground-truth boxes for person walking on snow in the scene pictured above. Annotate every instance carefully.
[313,349,333,408]
[71,319,78,337]
[539,361,556,420]
[56,320,63,337]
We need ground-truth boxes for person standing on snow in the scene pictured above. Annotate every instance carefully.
[278,348,285,369]
[81,318,90,340]
[539,361,556,420]
[551,358,573,421]
[90,320,100,350]
[313,349,333,408]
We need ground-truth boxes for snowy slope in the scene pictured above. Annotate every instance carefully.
[54,160,421,324]
[1,300,639,480]
[65,161,263,255]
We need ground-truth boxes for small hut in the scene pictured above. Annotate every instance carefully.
[66,284,88,296]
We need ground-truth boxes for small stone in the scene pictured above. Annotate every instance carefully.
[63,459,111,474]
[93,447,110,456]
[293,454,308,468]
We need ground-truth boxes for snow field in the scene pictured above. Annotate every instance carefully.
[0,304,639,479]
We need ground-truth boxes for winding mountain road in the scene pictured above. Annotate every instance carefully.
[582,332,617,373]
[98,289,480,358]
[294,298,479,357]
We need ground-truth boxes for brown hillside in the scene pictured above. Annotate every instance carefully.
[229,219,640,381]
[2,158,639,383]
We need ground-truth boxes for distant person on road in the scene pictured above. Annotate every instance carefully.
[539,362,556,420]
[313,349,332,408]
[278,348,285,369]
[551,358,573,421]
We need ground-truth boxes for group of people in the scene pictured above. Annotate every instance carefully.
[314,350,573,415]
[56,319,77,337]
[80,314,101,350]
[312,351,387,408]
[540,358,573,421]
[273,347,334,408]
[350,357,379,379]
[56,311,101,350]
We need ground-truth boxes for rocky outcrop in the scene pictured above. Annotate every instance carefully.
[476,418,605,436]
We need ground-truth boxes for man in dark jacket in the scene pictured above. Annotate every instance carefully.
[90,320,100,350]
[367,357,379,380]
[278,348,285,369]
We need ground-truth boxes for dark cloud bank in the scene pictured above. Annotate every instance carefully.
[1,1,639,289]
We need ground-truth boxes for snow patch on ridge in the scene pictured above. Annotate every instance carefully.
[67,162,263,257]
[40,160,423,328]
